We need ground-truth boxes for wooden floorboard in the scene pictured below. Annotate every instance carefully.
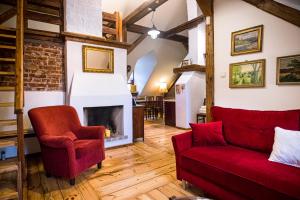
[26,121,204,200]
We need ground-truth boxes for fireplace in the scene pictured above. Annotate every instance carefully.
[68,73,132,148]
[84,106,125,140]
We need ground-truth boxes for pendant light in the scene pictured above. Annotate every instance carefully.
[148,9,160,39]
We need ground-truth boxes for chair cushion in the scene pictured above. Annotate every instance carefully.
[180,145,300,199]
[74,140,102,159]
[190,121,226,146]
[212,106,300,153]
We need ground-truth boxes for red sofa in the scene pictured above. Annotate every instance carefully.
[172,106,300,200]
[28,105,105,185]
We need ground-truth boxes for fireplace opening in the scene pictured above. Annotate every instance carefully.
[84,106,124,139]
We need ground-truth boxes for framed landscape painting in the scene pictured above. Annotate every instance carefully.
[231,25,263,56]
[229,59,265,88]
[277,54,300,85]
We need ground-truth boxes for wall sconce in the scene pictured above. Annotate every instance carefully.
[159,82,168,93]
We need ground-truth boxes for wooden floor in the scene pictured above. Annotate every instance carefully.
[25,121,204,200]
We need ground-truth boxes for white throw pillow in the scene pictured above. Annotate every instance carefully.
[269,127,300,168]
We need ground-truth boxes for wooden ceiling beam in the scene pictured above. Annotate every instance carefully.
[0,8,16,24]
[196,0,213,16]
[127,34,147,54]
[163,16,205,38]
[127,24,188,43]
[242,0,300,27]
[123,0,168,26]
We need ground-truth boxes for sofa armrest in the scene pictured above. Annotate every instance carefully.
[39,135,74,149]
[172,131,193,155]
[172,131,193,180]
[76,126,105,140]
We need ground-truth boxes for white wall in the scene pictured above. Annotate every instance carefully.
[65,41,127,100]
[176,72,205,128]
[128,37,186,96]
[132,51,157,94]
[214,0,300,110]
[64,0,102,36]
[0,91,65,158]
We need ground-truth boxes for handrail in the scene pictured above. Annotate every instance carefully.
[15,0,24,112]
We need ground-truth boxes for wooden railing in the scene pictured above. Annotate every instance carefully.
[15,0,26,189]
[102,11,123,42]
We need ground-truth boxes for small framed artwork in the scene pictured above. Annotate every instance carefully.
[277,54,300,85]
[82,45,114,73]
[231,25,263,56]
[229,59,265,88]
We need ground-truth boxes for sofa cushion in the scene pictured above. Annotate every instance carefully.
[269,127,300,168]
[74,140,102,159]
[180,145,300,199]
[212,106,300,153]
[190,121,226,146]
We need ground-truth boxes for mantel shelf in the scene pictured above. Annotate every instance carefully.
[62,32,131,49]
[173,64,206,73]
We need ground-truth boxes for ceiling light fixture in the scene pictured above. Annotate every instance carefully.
[148,9,160,39]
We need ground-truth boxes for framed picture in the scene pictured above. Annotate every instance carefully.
[229,59,265,88]
[277,54,300,85]
[231,25,263,56]
[82,45,114,73]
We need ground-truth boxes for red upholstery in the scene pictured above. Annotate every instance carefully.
[181,146,300,199]
[28,105,105,180]
[172,107,300,200]
[212,106,300,153]
[190,121,226,146]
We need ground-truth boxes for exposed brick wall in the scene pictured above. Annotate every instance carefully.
[24,39,65,91]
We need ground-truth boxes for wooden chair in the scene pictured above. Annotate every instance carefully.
[144,96,155,120]
[155,96,164,119]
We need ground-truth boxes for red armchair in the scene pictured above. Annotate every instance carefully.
[28,105,105,185]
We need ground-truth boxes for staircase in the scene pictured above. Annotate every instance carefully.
[0,0,25,199]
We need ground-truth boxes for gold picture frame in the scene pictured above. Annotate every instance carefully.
[229,59,265,88]
[231,25,263,56]
[82,45,114,73]
[276,54,300,85]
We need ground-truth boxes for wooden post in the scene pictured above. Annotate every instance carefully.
[205,15,214,122]
[116,12,123,42]
[15,0,26,184]
[196,0,214,122]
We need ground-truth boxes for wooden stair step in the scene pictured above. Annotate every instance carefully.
[0,58,15,62]
[0,140,16,148]
[0,34,16,39]
[0,119,17,126]
[0,158,18,174]
[0,181,18,200]
[0,45,16,50]
[0,26,16,32]
[0,102,14,107]
[0,71,15,76]
[0,87,15,91]
[0,129,31,139]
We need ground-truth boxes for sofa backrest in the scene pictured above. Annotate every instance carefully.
[212,106,300,153]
